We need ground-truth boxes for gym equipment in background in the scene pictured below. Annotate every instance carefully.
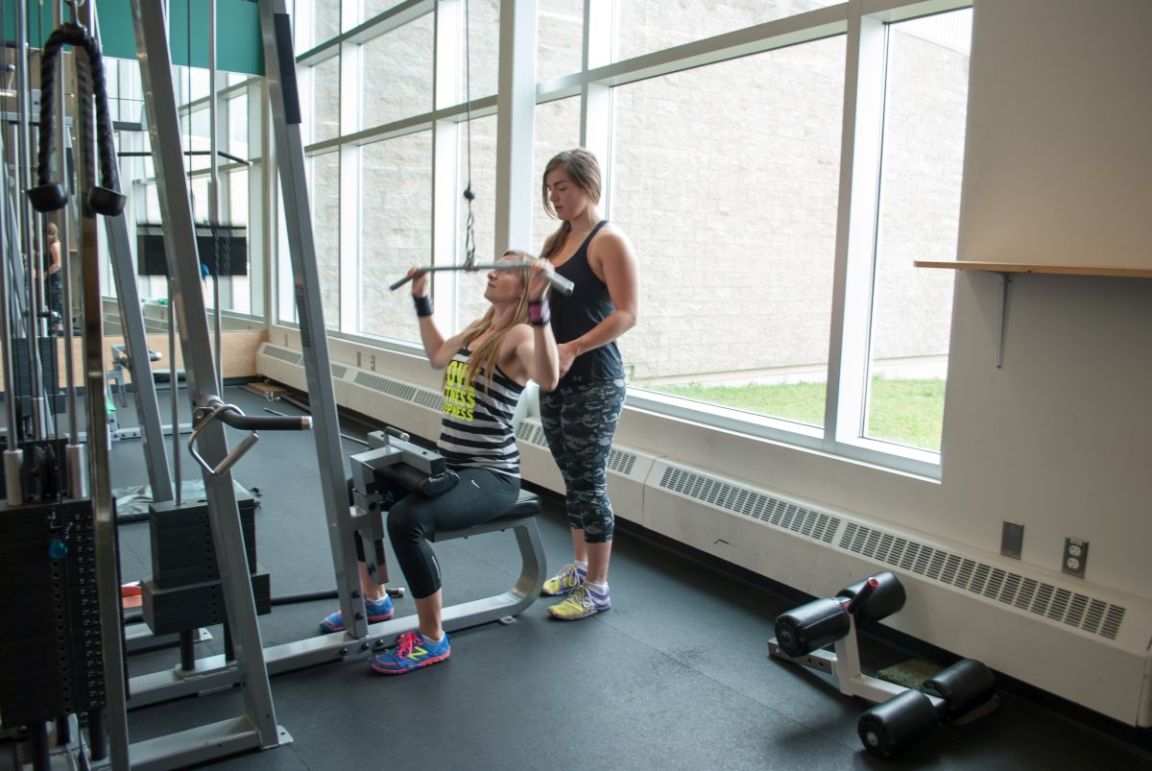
[769,571,998,758]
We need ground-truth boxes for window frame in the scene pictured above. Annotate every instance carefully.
[276,0,973,479]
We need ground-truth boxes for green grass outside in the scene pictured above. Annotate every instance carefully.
[652,378,945,452]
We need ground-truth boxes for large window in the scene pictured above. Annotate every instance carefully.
[283,0,972,475]
[361,14,434,130]
[307,151,341,328]
[537,0,584,82]
[309,55,341,143]
[455,115,498,328]
[102,60,264,323]
[863,10,971,452]
[532,97,581,248]
[615,38,846,430]
[359,133,434,340]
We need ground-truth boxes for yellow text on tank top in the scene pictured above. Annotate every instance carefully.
[442,358,476,421]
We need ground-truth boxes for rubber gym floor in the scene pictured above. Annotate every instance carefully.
[49,385,1152,769]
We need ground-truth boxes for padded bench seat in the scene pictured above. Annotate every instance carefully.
[431,489,541,543]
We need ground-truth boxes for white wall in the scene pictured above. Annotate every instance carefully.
[959,0,1152,269]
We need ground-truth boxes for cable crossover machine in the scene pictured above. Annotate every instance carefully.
[1,0,557,768]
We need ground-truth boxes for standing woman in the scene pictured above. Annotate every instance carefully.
[538,148,639,621]
[43,221,64,334]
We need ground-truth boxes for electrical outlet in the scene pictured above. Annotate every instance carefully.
[1001,521,1024,559]
[370,354,376,371]
[1062,537,1088,578]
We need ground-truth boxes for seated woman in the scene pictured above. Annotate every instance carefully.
[319,251,559,676]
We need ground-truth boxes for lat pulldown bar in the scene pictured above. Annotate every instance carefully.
[389,261,575,296]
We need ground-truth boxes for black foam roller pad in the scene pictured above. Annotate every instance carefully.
[774,597,850,658]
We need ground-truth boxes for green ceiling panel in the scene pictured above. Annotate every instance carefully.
[4,0,263,75]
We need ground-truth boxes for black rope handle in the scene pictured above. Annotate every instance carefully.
[29,22,124,216]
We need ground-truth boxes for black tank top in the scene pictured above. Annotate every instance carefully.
[549,220,625,384]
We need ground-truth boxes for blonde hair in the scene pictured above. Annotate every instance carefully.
[455,249,535,387]
[540,148,602,262]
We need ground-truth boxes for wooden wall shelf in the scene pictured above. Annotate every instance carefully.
[914,261,1152,279]
[914,261,1152,368]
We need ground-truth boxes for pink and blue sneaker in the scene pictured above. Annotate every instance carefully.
[318,595,394,633]
[370,630,451,675]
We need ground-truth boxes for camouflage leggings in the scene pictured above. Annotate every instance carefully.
[540,378,627,543]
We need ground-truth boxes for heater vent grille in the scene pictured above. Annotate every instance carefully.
[657,465,840,544]
[839,523,1125,640]
[352,371,416,401]
[263,345,302,365]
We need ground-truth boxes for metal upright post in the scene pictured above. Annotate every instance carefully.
[62,7,133,768]
[209,0,224,392]
[102,218,174,501]
[0,133,22,503]
[84,0,173,504]
[257,0,370,639]
[57,0,85,497]
[130,0,287,763]
[14,0,48,440]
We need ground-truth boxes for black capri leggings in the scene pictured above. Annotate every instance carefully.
[539,378,627,543]
[350,469,520,599]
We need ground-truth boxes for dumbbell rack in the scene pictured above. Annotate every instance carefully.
[768,573,999,759]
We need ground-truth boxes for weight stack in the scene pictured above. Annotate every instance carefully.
[148,491,258,586]
[142,489,270,635]
[0,500,105,724]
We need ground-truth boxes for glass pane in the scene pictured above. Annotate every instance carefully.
[225,170,251,314]
[361,12,435,129]
[613,37,846,428]
[186,108,210,171]
[309,0,341,48]
[359,133,434,340]
[532,98,581,249]
[865,10,972,452]
[189,176,210,224]
[310,56,341,143]
[455,115,498,326]
[614,0,842,61]
[538,0,584,82]
[458,0,500,101]
[309,152,341,329]
[365,0,400,19]
[227,93,249,159]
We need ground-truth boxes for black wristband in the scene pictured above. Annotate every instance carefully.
[528,299,550,327]
[414,295,433,317]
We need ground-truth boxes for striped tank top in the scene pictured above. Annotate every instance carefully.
[437,348,524,476]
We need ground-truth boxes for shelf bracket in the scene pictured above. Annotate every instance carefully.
[996,272,1014,368]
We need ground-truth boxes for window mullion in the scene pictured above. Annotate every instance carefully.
[827,7,888,451]
[493,0,538,253]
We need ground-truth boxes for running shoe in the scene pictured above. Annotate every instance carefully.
[547,584,611,621]
[318,594,394,633]
[370,630,451,675]
[541,563,586,596]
